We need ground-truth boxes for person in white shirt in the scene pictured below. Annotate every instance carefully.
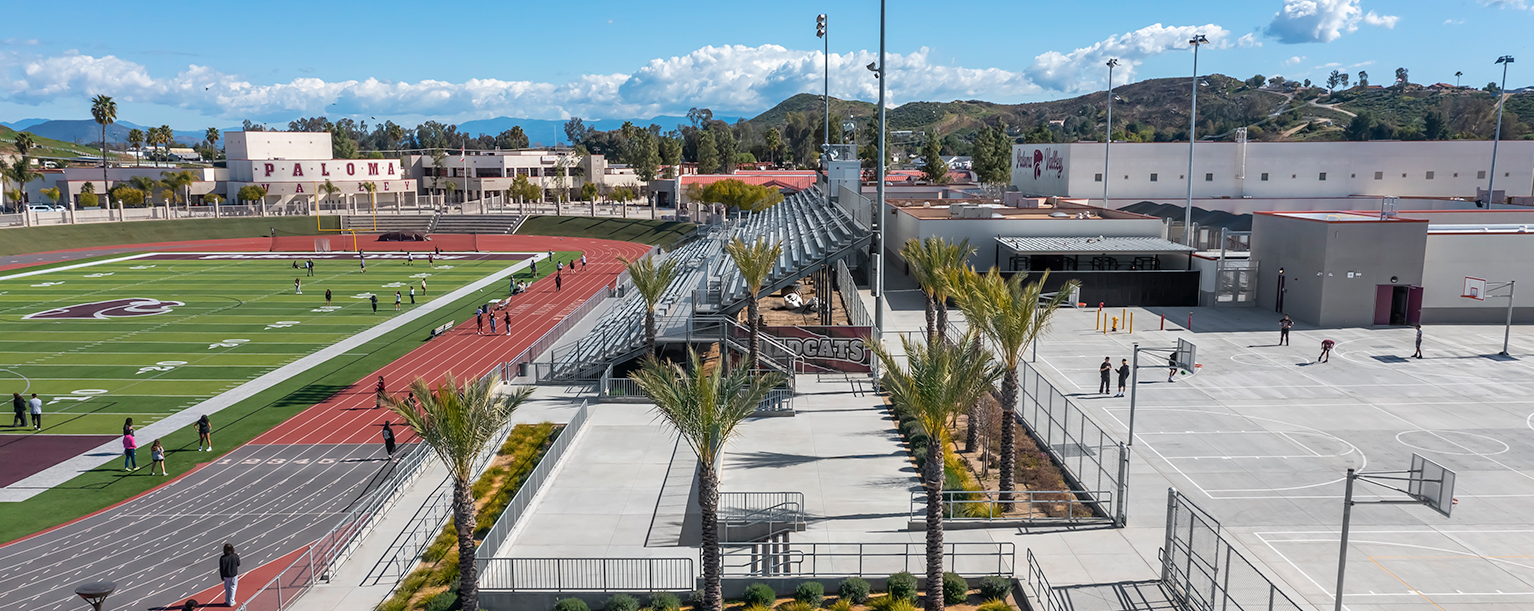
[28,393,42,430]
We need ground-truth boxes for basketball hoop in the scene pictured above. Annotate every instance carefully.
[1463,276,1487,301]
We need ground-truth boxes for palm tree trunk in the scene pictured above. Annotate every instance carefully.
[998,365,1020,503]
[935,297,949,343]
[964,403,980,453]
[700,464,723,611]
[924,293,937,346]
[646,309,657,356]
[453,478,480,611]
[924,438,945,611]
[746,297,761,372]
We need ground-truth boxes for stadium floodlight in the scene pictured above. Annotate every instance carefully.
[817,14,829,175]
[1486,55,1515,209]
[1184,34,1208,246]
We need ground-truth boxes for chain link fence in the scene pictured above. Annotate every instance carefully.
[1161,488,1305,611]
[1016,359,1131,526]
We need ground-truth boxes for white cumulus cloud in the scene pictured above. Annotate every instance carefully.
[1284,55,1306,66]
[1025,23,1235,93]
[1264,0,1396,44]
[1478,0,1529,9]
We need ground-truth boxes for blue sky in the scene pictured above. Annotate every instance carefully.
[0,0,1530,129]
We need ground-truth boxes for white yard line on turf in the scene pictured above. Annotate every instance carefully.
[0,253,154,282]
[0,253,546,503]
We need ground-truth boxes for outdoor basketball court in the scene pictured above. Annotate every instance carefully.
[1031,305,1534,610]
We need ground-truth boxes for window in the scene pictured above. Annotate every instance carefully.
[1260,172,1269,181]
[1374,171,1383,180]
[1319,172,1327,181]
[1426,171,1434,180]
[1150,173,1158,182]
[1205,173,1214,182]
[1479,170,1487,179]
[1095,173,1103,182]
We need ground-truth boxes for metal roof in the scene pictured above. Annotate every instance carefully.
[996,236,1197,253]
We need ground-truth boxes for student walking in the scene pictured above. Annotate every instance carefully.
[150,439,167,475]
[476,308,484,335]
[1098,358,1112,394]
[381,422,396,458]
[1413,324,1424,359]
[555,274,562,292]
[503,311,511,335]
[1279,315,1293,346]
[580,254,587,270]
[375,376,387,409]
[530,259,537,275]
[1317,339,1335,363]
[420,278,427,295]
[406,252,414,266]
[325,289,332,306]
[122,430,138,471]
[1167,355,1178,383]
[305,258,314,276]
[219,543,241,608]
[409,286,415,304]
[28,393,41,430]
[394,291,402,311]
[370,293,378,313]
[11,392,23,428]
[295,278,302,294]
[358,251,367,273]
[489,312,498,334]
[197,415,212,451]
[1116,359,1131,397]
[427,254,435,268]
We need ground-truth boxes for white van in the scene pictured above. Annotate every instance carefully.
[27,204,65,212]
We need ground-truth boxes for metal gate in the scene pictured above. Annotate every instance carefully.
[1213,263,1257,306]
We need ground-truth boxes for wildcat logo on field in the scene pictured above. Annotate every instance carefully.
[24,298,185,320]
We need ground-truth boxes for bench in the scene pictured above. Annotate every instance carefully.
[429,320,455,338]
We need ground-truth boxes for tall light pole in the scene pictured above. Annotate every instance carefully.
[817,14,829,155]
[1103,58,1119,209]
[869,1,887,341]
[1184,34,1208,246]
[1487,55,1514,209]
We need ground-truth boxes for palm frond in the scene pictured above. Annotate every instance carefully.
[954,269,1080,367]
[723,237,783,296]
[620,254,681,311]
[383,373,532,482]
[870,330,1001,461]
[630,350,782,467]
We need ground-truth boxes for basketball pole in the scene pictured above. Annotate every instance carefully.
[1500,280,1514,357]
[1333,469,1356,611]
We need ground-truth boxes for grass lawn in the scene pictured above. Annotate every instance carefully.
[515,216,695,249]
[0,249,582,543]
[0,216,341,257]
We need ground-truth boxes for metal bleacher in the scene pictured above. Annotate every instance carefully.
[545,185,868,381]
[343,214,434,233]
[431,214,524,234]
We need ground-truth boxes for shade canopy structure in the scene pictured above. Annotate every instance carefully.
[995,236,1196,272]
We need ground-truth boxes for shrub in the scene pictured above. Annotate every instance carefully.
[906,429,930,449]
[794,581,824,607]
[743,583,777,608]
[425,591,457,611]
[688,589,705,607]
[899,419,922,437]
[647,592,681,611]
[887,571,918,602]
[778,602,813,611]
[979,575,1011,601]
[870,596,917,611]
[826,599,853,611]
[743,605,771,611]
[839,577,871,604]
[977,599,1012,611]
[554,598,591,611]
[606,594,640,611]
[943,572,968,605]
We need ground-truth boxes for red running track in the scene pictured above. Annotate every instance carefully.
[251,235,651,445]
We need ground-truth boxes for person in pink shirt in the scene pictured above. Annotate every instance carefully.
[122,431,138,471]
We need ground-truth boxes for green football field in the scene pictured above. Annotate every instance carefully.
[0,252,548,436]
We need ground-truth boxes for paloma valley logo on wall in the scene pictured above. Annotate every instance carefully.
[24,298,185,320]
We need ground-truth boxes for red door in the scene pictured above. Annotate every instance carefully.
[1406,286,1425,325]
[1374,285,1393,325]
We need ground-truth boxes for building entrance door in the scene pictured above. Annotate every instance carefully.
[1375,285,1424,326]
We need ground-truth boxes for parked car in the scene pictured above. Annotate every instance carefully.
[27,204,65,212]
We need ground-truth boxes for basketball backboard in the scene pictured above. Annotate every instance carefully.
[1173,338,1197,373]
[1407,453,1457,518]
[1463,277,1487,301]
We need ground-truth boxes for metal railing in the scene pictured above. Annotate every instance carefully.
[836,259,872,327]
[910,489,1112,524]
[1016,358,1131,526]
[477,402,591,557]
[1025,549,1069,611]
[492,278,614,383]
[757,387,795,414]
[234,437,436,611]
[598,364,647,402]
[719,541,1015,578]
[720,492,805,543]
[479,557,696,592]
[1161,488,1305,611]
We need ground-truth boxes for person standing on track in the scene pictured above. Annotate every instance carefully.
[28,393,41,430]
[306,258,314,276]
[406,252,413,266]
[370,293,378,313]
[1098,357,1112,394]
[581,254,587,270]
[219,543,241,608]
[489,311,498,334]
[122,429,138,471]
[394,291,402,311]
[197,415,212,451]
[325,289,332,306]
[11,392,23,428]
[1413,324,1424,359]
[420,278,427,296]
[1279,315,1293,346]
[1318,338,1335,363]
[476,307,485,335]
[428,253,434,268]
[381,422,396,458]
[503,310,511,335]
[555,273,562,292]
[1116,359,1130,397]
[150,439,166,475]
[375,376,387,408]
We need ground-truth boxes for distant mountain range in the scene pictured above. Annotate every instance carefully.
[0,114,741,150]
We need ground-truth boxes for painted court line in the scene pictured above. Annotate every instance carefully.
[0,253,543,503]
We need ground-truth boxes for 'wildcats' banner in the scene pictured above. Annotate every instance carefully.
[758,326,873,373]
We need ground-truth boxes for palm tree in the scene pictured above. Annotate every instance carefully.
[205,127,219,149]
[871,330,1000,611]
[630,350,782,611]
[384,373,531,611]
[619,254,682,356]
[318,179,342,212]
[952,268,1078,502]
[91,95,116,191]
[900,237,974,345]
[443,181,457,206]
[160,170,196,214]
[128,129,145,164]
[14,132,35,156]
[361,181,378,215]
[5,158,43,204]
[723,237,783,372]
